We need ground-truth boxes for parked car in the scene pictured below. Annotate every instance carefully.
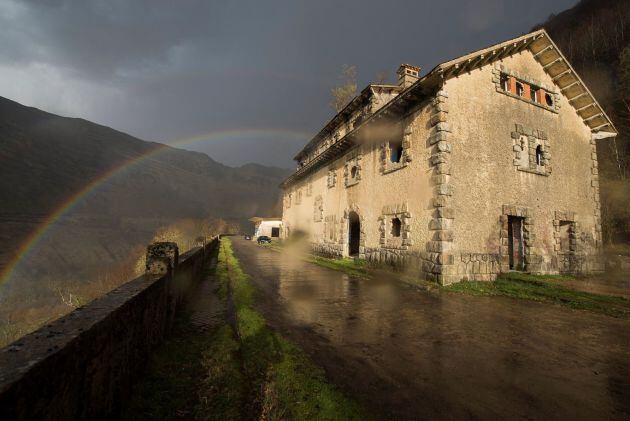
[244,235,252,240]
[257,235,272,244]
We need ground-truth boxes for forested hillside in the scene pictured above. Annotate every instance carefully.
[0,96,289,345]
[534,0,630,245]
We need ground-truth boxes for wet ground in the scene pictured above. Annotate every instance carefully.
[549,272,630,299]
[186,255,225,331]
[231,238,630,420]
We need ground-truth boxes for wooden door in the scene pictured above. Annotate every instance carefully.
[508,216,524,271]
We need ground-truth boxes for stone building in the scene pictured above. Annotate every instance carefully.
[280,29,617,285]
[249,217,282,239]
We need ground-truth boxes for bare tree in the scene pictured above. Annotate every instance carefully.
[374,70,389,85]
[329,64,357,112]
[56,287,84,308]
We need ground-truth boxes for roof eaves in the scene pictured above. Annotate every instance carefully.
[292,86,374,161]
[528,30,617,134]
[281,76,434,188]
[425,29,616,134]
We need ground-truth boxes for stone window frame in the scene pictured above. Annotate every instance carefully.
[295,188,302,205]
[324,214,338,243]
[344,149,362,188]
[286,192,292,208]
[380,124,413,175]
[499,205,542,272]
[510,124,551,176]
[553,211,578,254]
[492,64,560,113]
[313,195,323,222]
[327,167,337,188]
[306,179,313,197]
[378,203,412,250]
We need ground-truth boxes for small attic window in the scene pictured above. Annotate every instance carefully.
[544,93,554,107]
[530,86,539,103]
[515,81,524,97]
[350,165,358,179]
[500,74,509,91]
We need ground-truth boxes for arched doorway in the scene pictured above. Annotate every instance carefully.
[348,211,361,256]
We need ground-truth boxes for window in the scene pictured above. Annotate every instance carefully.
[391,217,402,237]
[389,140,404,163]
[501,74,509,91]
[345,153,362,187]
[327,169,337,188]
[511,124,551,176]
[535,145,543,166]
[544,92,554,107]
[496,71,556,112]
[559,221,572,252]
[313,195,323,222]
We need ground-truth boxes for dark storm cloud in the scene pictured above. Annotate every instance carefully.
[0,0,577,167]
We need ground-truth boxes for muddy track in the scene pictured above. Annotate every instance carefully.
[231,237,630,420]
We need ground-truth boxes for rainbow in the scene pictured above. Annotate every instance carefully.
[0,128,310,288]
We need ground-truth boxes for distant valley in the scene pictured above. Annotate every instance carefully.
[0,95,290,320]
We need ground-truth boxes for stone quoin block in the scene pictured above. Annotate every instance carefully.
[146,242,179,274]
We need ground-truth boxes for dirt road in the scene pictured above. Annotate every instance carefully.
[231,238,630,420]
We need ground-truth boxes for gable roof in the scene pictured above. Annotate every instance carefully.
[281,29,616,188]
[428,29,616,133]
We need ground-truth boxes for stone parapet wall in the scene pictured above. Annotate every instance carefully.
[456,253,502,281]
[311,242,343,258]
[0,237,219,420]
[364,247,430,272]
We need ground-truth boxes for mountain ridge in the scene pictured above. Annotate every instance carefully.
[0,95,290,289]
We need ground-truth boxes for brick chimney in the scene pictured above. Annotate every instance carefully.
[397,64,421,89]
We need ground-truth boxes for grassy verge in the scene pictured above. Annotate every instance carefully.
[123,271,245,420]
[126,239,366,420]
[259,240,370,279]
[307,255,369,278]
[446,272,630,318]
[219,238,366,420]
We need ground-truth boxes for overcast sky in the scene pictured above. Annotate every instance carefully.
[0,0,577,168]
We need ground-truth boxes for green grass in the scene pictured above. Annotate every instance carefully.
[123,312,245,420]
[446,272,630,318]
[127,240,367,420]
[307,256,369,278]
[258,240,370,279]
[218,238,367,420]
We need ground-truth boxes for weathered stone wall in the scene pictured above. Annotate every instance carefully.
[445,50,602,281]
[0,237,219,420]
[283,100,435,263]
[283,48,603,283]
